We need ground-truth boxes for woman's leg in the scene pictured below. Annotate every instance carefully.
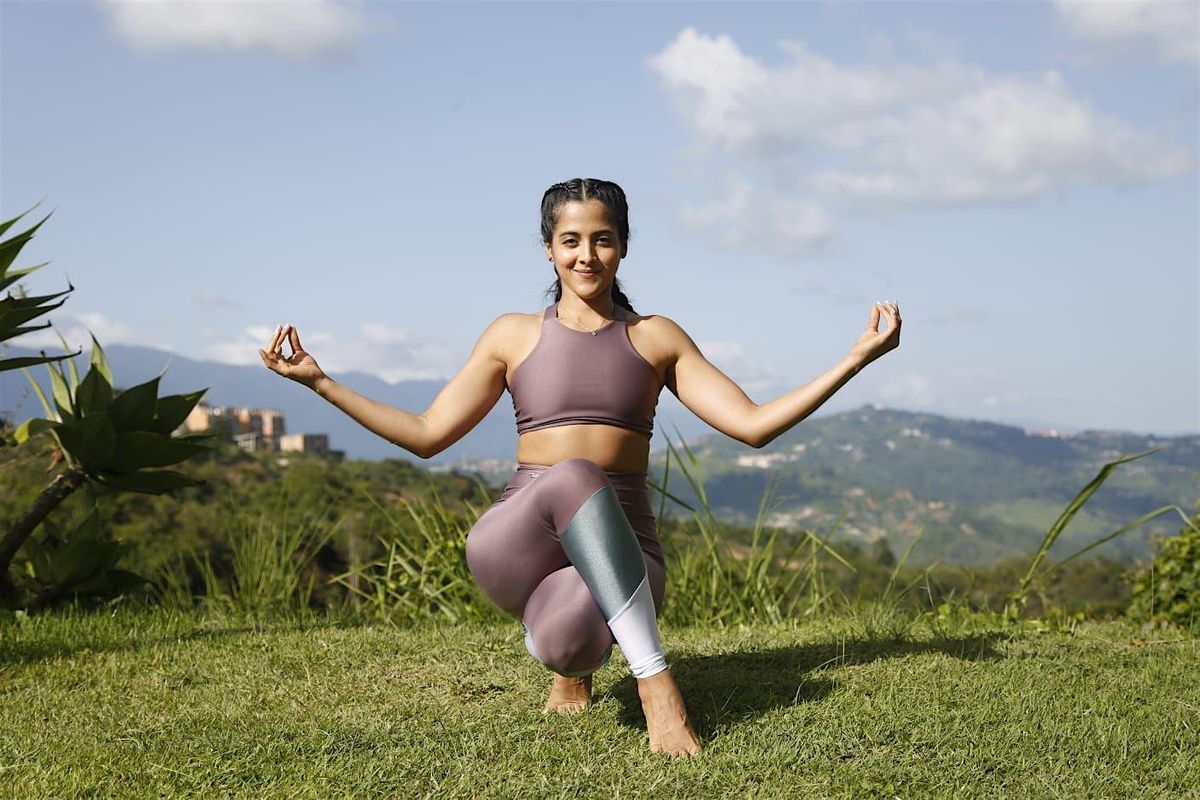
[522,555,667,677]
[466,459,700,756]
[465,458,669,678]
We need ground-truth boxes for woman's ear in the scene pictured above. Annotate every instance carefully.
[544,243,554,261]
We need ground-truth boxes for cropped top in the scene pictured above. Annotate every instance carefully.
[508,302,661,440]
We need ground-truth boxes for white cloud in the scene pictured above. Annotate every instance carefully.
[678,172,835,253]
[647,27,1195,244]
[96,0,388,63]
[208,321,459,383]
[15,312,143,353]
[1054,0,1200,64]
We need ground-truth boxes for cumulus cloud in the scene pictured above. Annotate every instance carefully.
[96,0,388,63]
[15,312,143,353]
[678,172,835,253]
[647,27,1194,247]
[209,321,459,383]
[1054,0,1200,64]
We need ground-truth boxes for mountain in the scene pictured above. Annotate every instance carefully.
[634,406,1198,564]
[4,344,1194,565]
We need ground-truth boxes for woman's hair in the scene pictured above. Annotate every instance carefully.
[541,177,636,314]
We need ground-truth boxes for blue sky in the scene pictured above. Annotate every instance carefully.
[2,0,1197,436]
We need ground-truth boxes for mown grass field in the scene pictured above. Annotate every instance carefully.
[1,608,1196,798]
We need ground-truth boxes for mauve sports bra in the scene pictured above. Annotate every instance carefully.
[508,301,661,440]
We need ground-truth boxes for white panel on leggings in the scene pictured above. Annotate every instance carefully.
[606,574,667,678]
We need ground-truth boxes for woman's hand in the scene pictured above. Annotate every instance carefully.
[259,323,327,390]
[848,301,901,370]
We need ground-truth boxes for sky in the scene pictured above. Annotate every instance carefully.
[2,0,1197,437]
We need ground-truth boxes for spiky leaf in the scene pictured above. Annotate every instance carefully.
[109,375,160,432]
[108,431,212,471]
[75,365,114,417]
[150,389,208,435]
[87,335,114,388]
[56,411,117,468]
[91,469,204,494]
[12,416,58,445]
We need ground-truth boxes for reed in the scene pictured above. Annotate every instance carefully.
[652,427,859,627]
[328,485,504,626]
[151,484,340,619]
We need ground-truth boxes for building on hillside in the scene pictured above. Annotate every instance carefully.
[280,433,329,454]
[183,402,331,455]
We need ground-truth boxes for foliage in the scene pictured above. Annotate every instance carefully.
[1127,508,1200,630]
[15,505,144,608]
[0,207,216,608]
[155,488,344,619]
[0,205,80,374]
[13,334,213,492]
[329,485,505,625]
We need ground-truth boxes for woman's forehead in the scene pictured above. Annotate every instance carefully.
[554,199,616,230]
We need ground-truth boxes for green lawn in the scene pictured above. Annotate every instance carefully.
[1,609,1196,798]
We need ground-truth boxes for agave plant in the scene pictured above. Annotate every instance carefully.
[0,205,81,373]
[0,333,216,600]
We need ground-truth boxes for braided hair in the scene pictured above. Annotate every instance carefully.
[540,178,637,314]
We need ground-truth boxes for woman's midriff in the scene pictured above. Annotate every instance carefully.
[515,423,651,474]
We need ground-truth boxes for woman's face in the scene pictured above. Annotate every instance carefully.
[544,199,626,301]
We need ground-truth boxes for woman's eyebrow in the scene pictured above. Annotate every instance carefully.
[558,229,616,238]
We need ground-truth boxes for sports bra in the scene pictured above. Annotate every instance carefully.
[508,301,661,440]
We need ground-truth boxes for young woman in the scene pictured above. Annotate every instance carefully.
[259,178,901,757]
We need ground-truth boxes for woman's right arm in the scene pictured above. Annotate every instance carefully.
[310,376,435,458]
[263,317,513,459]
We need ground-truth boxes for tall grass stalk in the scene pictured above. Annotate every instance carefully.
[1006,446,1182,618]
[151,487,341,619]
[329,487,502,626]
[652,428,857,627]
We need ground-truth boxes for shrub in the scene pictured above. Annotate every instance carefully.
[1127,510,1200,630]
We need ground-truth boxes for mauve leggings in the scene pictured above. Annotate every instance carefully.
[465,458,667,677]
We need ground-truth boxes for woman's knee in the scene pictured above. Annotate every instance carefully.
[530,626,613,676]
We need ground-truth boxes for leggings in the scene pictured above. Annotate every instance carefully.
[465,458,668,678]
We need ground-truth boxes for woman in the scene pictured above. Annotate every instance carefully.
[259,177,901,757]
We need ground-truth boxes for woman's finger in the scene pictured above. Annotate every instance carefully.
[265,324,282,352]
[274,324,290,356]
[289,325,303,354]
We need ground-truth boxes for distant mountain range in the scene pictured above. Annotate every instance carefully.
[3,343,1196,564]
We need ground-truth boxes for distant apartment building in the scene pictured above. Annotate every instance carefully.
[280,433,329,455]
[183,402,330,455]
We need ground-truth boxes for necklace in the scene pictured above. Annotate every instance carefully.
[557,304,618,336]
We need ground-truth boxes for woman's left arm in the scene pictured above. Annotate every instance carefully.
[661,301,900,449]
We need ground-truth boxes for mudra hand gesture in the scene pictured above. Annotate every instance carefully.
[849,300,901,370]
[259,323,327,389]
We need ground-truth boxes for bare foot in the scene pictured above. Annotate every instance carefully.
[636,669,702,757]
[542,673,592,714]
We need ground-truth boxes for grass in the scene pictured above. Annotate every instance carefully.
[1,606,1196,798]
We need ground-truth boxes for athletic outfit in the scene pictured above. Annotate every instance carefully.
[464,301,669,678]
